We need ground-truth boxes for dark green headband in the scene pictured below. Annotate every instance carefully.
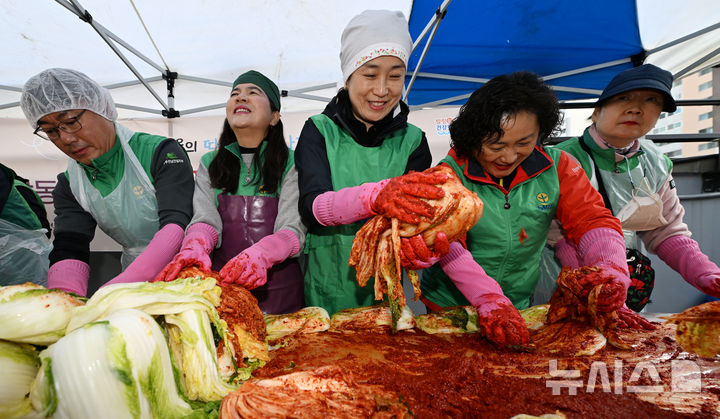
[231,70,281,111]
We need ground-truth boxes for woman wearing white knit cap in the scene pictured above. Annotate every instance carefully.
[295,10,447,314]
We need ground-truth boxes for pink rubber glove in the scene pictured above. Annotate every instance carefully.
[219,229,300,289]
[440,242,529,346]
[312,170,447,226]
[153,223,218,282]
[554,237,581,269]
[372,170,447,223]
[102,223,184,288]
[617,304,657,330]
[399,232,450,270]
[655,235,720,298]
[47,259,90,296]
[313,180,389,226]
[474,293,531,347]
[577,227,631,312]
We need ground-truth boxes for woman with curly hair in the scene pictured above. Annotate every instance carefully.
[413,71,651,347]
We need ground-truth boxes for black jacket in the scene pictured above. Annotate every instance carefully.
[294,90,432,228]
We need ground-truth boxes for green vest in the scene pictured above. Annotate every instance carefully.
[421,148,563,310]
[200,141,293,202]
[553,129,672,250]
[304,114,423,314]
[0,164,43,230]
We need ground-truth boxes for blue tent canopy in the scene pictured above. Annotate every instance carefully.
[405,0,714,106]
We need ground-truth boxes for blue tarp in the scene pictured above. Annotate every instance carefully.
[406,0,645,105]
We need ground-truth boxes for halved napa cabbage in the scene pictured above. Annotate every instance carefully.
[520,304,549,330]
[0,283,84,345]
[264,307,330,340]
[665,301,720,358]
[415,306,479,334]
[66,277,220,333]
[0,340,40,418]
[330,304,415,332]
[165,309,240,401]
[30,309,193,419]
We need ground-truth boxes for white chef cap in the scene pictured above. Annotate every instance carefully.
[340,10,412,82]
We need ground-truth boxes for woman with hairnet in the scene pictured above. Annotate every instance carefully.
[20,68,194,296]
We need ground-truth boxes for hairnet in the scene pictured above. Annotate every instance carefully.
[20,68,118,128]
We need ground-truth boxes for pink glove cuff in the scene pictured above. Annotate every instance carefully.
[312,180,389,226]
[656,235,720,289]
[255,229,301,263]
[554,237,581,269]
[439,241,504,306]
[103,223,184,287]
[48,259,90,296]
[473,293,515,317]
[578,227,630,289]
[185,222,219,253]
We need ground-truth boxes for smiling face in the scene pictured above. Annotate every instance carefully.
[592,88,664,148]
[345,55,405,130]
[474,111,539,179]
[225,83,280,146]
[36,109,116,165]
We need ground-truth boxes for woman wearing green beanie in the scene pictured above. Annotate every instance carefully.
[155,70,305,314]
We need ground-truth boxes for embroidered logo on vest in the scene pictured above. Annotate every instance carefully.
[536,192,553,211]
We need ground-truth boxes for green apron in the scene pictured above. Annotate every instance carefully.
[422,149,562,310]
[0,165,51,286]
[303,114,423,314]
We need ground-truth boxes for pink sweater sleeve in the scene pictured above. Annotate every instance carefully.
[639,175,691,253]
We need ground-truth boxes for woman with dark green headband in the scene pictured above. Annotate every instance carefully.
[155,70,305,314]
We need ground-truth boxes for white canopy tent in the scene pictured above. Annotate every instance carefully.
[0,0,413,121]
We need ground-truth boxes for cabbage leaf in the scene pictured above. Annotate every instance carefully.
[30,309,193,419]
[0,283,84,345]
[0,340,40,418]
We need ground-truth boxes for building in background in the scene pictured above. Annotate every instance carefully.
[653,66,718,158]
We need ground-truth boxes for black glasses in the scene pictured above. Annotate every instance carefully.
[33,110,87,141]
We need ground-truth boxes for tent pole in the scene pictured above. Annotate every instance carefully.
[412,72,490,84]
[0,85,22,93]
[288,83,337,94]
[646,22,720,55]
[104,77,164,90]
[114,104,164,114]
[673,45,720,79]
[57,0,165,73]
[410,0,453,53]
[177,75,231,88]
[285,92,334,102]
[542,58,631,81]
[404,1,451,102]
[0,102,20,110]
[181,104,227,115]
[56,0,170,113]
